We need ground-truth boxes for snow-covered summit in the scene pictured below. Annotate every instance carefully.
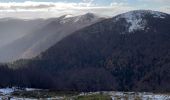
[63,14,74,19]
[75,13,99,22]
[115,10,168,32]
[59,13,100,24]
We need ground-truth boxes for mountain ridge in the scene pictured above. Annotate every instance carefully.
[0,10,170,92]
[0,13,104,62]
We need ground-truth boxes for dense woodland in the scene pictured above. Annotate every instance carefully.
[0,10,170,92]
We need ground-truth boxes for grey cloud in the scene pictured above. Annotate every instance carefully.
[0,1,169,19]
[0,3,56,10]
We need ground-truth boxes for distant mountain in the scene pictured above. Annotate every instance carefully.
[0,18,51,48]
[0,13,103,62]
[1,10,170,92]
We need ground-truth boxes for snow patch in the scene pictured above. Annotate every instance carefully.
[25,88,41,91]
[117,11,147,32]
[60,14,74,23]
[0,88,14,95]
[128,18,146,32]
[110,92,170,100]
[74,13,99,23]
[0,88,42,95]
[150,11,166,19]
[64,14,74,18]
[115,10,167,33]
[60,13,99,24]
[74,16,81,22]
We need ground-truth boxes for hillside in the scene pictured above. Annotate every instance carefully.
[0,13,103,62]
[1,10,170,92]
[0,18,50,48]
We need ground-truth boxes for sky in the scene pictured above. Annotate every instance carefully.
[0,0,169,19]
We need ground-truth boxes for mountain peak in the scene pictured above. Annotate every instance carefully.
[73,13,99,23]
[62,14,74,19]
[82,13,97,18]
[123,10,166,17]
[59,13,100,24]
[114,10,168,33]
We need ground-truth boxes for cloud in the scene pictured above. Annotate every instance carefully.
[139,0,170,4]
[110,2,128,6]
[158,6,170,13]
[0,1,134,19]
[0,1,95,11]
[83,0,94,3]
[0,1,169,19]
